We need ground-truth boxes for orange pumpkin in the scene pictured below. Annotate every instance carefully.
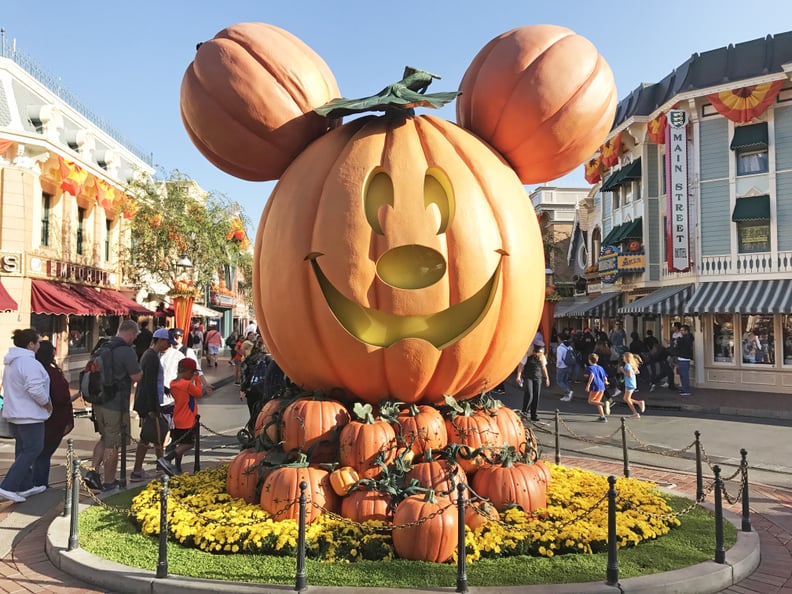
[471,458,548,513]
[329,465,360,497]
[253,398,289,443]
[392,490,457,563]
[255,114,544,405]
[280,397,350,463]
[338,403,397,479]
[490,405,527,452]
[226,449,269,504]
[405,449,468,497]
[394,404,448,455]
[465,499,499,531]
[457,25,617,184]
[260,464,337,523]
[340,488,392,523]
[180,22,340,181]
[445,406,503,475]
[627,240,642,252]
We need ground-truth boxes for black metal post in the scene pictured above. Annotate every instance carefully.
[295,481,307,591]
[193,415,201,473]
[606,475,619,585]
[695,430,703,502]
[713,465,725,564]
[156,475,169,578]
[740,449,751,532]
[67,457,80,550]
[456,483,468,593]
[120,423,128,489]
[620,417,630,478]
[554,409,560,465]
[63,439,73,517]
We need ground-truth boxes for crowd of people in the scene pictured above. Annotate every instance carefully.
[0,318,290,504]
[517,321,694,425]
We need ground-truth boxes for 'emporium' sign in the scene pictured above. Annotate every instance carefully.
[665,110,690,272]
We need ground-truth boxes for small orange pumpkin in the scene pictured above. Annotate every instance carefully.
[627,240,642,252]
[329,465,360,497]
[260,463,337,524]
[394,404,448,456]
[392,490,457,563]
[180,22,340,181]
[226,449,269,504]
[471,457,548,513]
[444,398,504,475]
[405,449,468,497]
[338,403,397,479]
[340,487,392,524]
[457,25,617,184]
[280,396,350,463]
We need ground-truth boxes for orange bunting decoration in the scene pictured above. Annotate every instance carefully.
[58,156,89,197]
[94,178,117,211]
[600,132,622,168]
[707,81,783,124]
[647,112,667,144]
[584,156,602,184]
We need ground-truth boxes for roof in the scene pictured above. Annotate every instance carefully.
[613,31,792,129]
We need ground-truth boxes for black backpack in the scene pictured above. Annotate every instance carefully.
[188,331,200,347]
[78,343,118,405]
[563,345,577,367]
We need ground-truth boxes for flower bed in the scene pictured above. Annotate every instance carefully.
[130,463,680,563]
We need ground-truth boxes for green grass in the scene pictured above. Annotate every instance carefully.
[78,489,737,588]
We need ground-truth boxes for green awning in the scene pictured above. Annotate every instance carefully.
[619,217,643,241]
[732,195,770,221]
[602,224,622,245]
[730,122,768,151]
[601,158,642,192]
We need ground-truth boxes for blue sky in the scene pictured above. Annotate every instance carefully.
[2,2,790,233]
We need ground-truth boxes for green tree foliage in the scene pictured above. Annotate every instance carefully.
[121,172,251,295]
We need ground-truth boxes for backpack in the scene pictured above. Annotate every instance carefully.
[188,330,200,348]
[563,345,577,368]
[79,343,118,405]
[225,334,236,349]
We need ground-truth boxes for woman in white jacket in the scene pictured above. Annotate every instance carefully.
[0,329,52,503]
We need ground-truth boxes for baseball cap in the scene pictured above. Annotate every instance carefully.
[178,358,198,372]
[153,328,177,346]
[171,328,184,337]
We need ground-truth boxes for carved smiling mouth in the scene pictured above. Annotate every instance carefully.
[305,250,505,349]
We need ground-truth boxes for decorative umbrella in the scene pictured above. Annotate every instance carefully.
[707,81,783,124]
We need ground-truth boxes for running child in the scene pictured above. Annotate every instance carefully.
[585,353,610,422]
[620,352,646,419]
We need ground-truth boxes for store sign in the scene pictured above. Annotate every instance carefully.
[598,246,619,284]
[0,252,23,275]
[43,259,111,286]
[617,253,646,271]
[665,109,691,272]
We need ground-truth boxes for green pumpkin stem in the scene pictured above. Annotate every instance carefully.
[352,402,376,424]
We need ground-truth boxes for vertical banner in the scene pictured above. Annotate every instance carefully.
[666,110,690,272]
[173,296,195,336]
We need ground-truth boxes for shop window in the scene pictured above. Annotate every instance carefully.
[783,316,792,366]
[737,221,770,253]
[76,207,86,256]
[31,313,56,341]
[713,314,734,363]
[68,315,92,355]
[741,314,774,365]
[736,150,768,176]
[104,219,112,261]
[41,193,51,247]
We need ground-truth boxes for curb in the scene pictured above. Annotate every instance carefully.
[46,502,759,594]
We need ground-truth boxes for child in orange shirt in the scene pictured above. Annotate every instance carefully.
[157,358,206,475]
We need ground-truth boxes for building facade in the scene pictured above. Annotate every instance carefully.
[564,30,792,394]
[0,47,153,379]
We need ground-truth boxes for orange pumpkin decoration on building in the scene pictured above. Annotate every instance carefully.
[457,25,617,184]
[180,22,340,181]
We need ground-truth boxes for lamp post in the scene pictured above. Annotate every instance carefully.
[541,267,556,348]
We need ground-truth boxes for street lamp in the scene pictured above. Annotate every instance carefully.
[176,253,193,269]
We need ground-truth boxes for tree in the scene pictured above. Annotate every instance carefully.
[121,171,251,298]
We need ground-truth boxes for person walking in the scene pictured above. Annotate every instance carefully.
[157,358,209,476]
[33,340,78,489]
[555,339,574,401]
[620,352,646,419]
[676,324,694,396]
[130,328,176,482]
[516,345,550,423]
[585,353,610,422]
[0,329,52,503]
[84,320,142,491]
[204,325,223,367]
[133,320,153,361]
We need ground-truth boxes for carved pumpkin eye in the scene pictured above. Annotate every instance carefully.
[364,170,394,235]
[424,168,454,235]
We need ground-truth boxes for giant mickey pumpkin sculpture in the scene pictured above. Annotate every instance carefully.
[180,23,615,405]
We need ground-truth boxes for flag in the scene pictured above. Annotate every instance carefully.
[58,156,90,196]
[707,81,783,124]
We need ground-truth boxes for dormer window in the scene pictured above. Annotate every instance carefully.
[731,123,768,176]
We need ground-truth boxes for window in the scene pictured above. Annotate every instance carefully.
[76,207,86,255]
[741,314,774,365]
[612,190,620,210]
[713,314,734,363]
[737,221,770,253]
[67,315,91,354]
[104,219,111,261]
[30,313,55,341]
[783,316,792,365]
[41,193,51,247]
[736,150,768,176]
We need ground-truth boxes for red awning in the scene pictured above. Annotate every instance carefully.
[100,289,154,316]
[31,280,104,315]
[0,280,18,312]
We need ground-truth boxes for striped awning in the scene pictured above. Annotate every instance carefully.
[687,280,792,314]
[558,292,622,318]
[618,284,694,316]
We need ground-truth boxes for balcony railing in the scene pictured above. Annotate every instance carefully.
[698,250,792,276]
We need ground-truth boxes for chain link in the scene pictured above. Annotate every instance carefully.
[557,416,622,445]
[623,425,698,458]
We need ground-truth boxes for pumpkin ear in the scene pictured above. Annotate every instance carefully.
[180,22,341,182]
[456,25,617,184]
